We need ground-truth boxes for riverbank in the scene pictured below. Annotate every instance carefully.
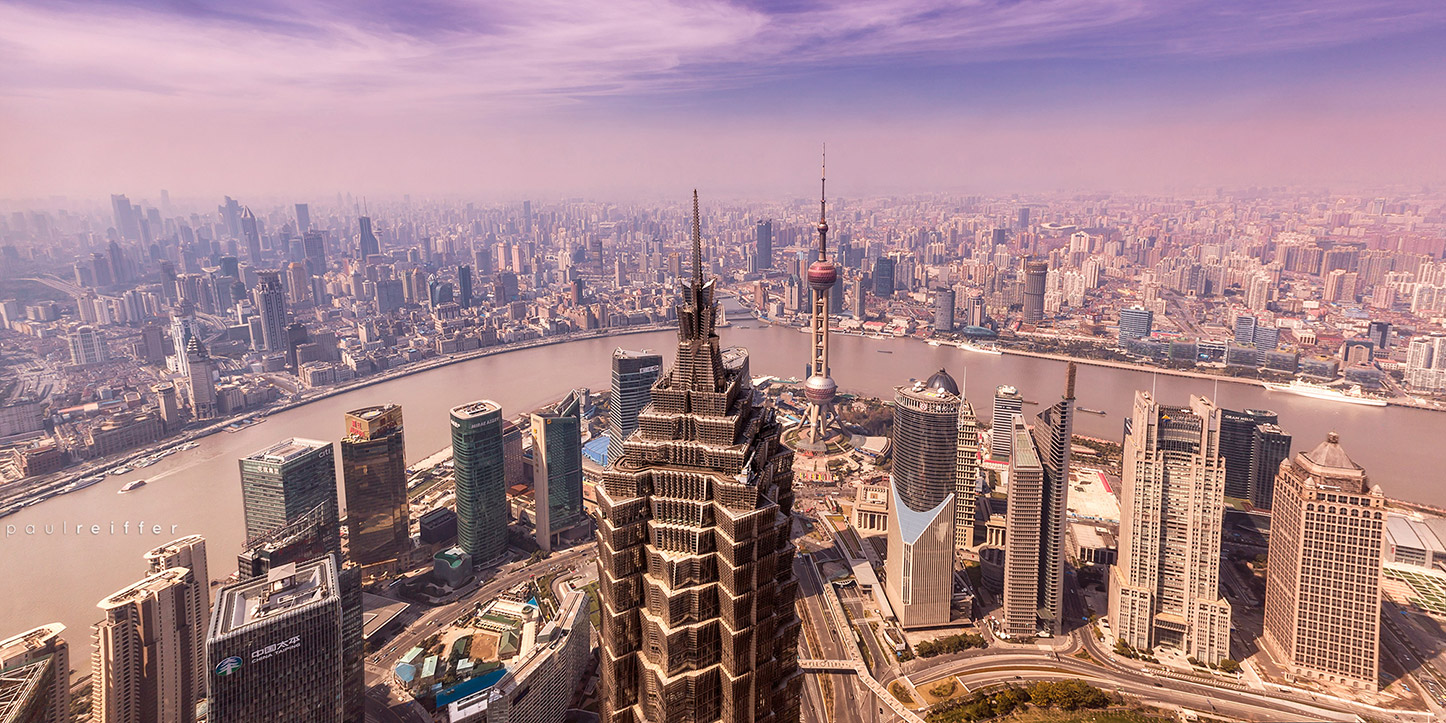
[1,324,673,516]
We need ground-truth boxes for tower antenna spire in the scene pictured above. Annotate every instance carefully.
[817,144,829,260]
[691,189,702,286]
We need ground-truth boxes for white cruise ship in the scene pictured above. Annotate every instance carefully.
[1261,380,1387,407]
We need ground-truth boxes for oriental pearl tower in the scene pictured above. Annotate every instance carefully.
[801,149,842,449]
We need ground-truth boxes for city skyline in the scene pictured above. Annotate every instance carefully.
[4,2,1446,198]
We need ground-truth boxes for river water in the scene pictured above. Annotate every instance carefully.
[4,319,1443,674]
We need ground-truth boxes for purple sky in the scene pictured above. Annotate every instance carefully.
[3,0,1446,199]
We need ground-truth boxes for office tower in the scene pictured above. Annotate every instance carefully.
[934,287,956,332]
[596,193,801,723]
[0,623,69,723]
[1366,320,1391,350]
[872,256,895,297]
[341,405,410,573]
[1262,433,1384,691]
[239,438,339,544]
[155,382,180,430]
[0,655,58,723]
[285,261,310,305]
[92,567,207,723]
[111,193,141,241]
[886,369,961,628]
[801,159,843,447]
[302,230,326,275]
[955,398,982,549]
[1233,314,1258,346]
[1002,364,1075,638]
[457,264,473,308]
[357,216,379,258]
[850,278,867,319]
[961,291,986,327]
[252,270,288,353]
[184,337,217,420]
[1022,259,1047,323]
[1118,306,1153,344]
[237,502,340,579]
[451,401,509,566]
[607,349,662,465]
[1110,393,1232,664]
[502,420,525,488]
[144,535,211,703]
[68,325,107,365]
[1002,417,1044,638]
[754,219,773,271]
[532,390,584,552]
[989,385,1023,461]
[1219,409,1277,500]
[207,557,346,722]
[1248,423,1291,510]
[240,206,262,264]
[1016,206,1031,229]
[295,203,311,233]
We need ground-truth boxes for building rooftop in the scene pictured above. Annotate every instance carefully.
[213,556,336,635]
[0,624,64,659]
[450,400,502,419]
[99,568,193,611]
[244,438,330,464]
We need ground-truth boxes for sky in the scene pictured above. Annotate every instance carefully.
[3,0,1446,201]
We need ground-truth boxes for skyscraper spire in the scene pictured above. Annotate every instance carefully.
[817,145,829,260]
[691,189,702,287]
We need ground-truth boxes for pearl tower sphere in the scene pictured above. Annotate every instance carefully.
[802,148,841,436]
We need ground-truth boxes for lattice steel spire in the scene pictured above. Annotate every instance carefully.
[692,189,702,287]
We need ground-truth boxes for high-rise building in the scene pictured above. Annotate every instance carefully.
[207,557,346,722]
[92,567,207,723]
[955,398,982,549]
[1262,433,1384,691]
[1248,423,1291,510]
[295,203,311,234]
[872,256,895,297]
[801,161,843,448]
[240,206,262,264]
[357,216,379,259]
[111,193,141,241]
[1367,320,1391,351]
[1119,305,1153,344]
[457,264,473,308]
[1110,392,1232,664]
[595,193,801,723]
[1002,364,1074,638]
[0,655,59,723]
[1219,409,1278,500]
[252,270,288,353]
[532,390,585,552]
[886,370,961,628]
[144,535,211,704]
[68,324,108,365]
[239,438,339,544]
[451,401,509,566]
[302,230,326,276]
[0,623,69,723]
[341,405,410,573]
[606,349,662,465]
[934,287,956,332]
[184,337,217,419]
[989,385,1023,461]
[1022,259,1047,323]
[754,219,773,272]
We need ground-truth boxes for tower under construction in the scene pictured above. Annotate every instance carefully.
[595,191,802,723]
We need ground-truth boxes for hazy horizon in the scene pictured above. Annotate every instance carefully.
[4,0,1446,200]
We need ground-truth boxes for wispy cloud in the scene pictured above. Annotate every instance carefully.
[2,1,1443,111]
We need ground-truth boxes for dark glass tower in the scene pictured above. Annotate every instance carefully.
[1219,408,1278,500]
[253,269,288,353]
[451,400,508,566]
[238,438,339,544]
[1023,258,1048,323]
[596,192,801,723]
[607,349,662,465]
[532,390,584,552]
[240,205,262,264]
[357,216,379,258]
[340,405,409,572]
[1249,423,1292,510]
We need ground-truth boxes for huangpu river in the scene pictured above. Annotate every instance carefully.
[4,318,1443,675]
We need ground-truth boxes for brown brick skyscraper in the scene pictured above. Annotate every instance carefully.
[595,192,802,723]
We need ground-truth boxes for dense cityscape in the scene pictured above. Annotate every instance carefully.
[5,1,1446,722]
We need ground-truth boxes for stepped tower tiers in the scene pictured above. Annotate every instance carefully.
[595,191,803,723]
[799,148,844,452]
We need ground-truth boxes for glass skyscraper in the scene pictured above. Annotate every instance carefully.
[238,438,338,544]
[606,348,662,465]
[340,404,409,573]
[451,400,508,566]
[532,390,585,552]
